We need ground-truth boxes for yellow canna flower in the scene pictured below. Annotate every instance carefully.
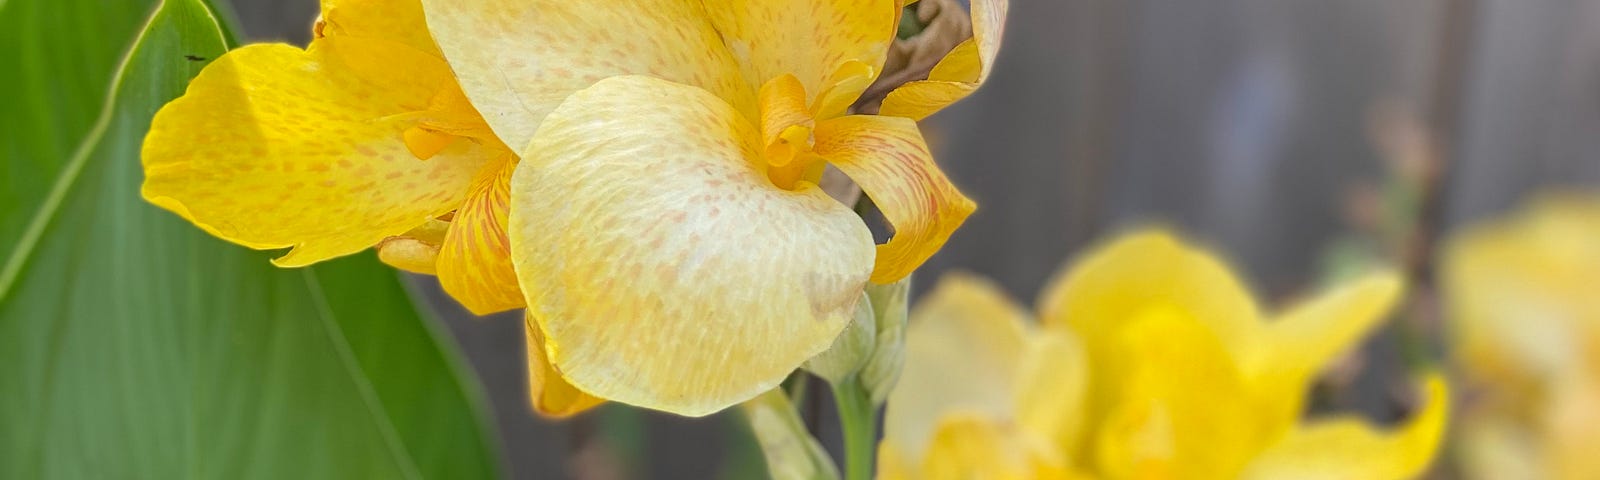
[142,0,1004,416]
[880,230,1449,480]
[1444,193,1600,480]
[142,0,603,418]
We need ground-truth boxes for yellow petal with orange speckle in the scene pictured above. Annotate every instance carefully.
[885,273,1029,462]
[701,0,898,112]
[815,114,974,284]
[142,38,492,267]
[524,313,603,418]
[438,158,525,315]
[879,0,1009,120]
[318,0,440,57]
[419,0,755,152]
[508,76,875,417]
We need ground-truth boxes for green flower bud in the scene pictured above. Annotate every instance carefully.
[804,293,876,384]
[859,277,910,405]
[740,389,840,480]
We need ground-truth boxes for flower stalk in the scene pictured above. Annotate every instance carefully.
[830,375,877,480]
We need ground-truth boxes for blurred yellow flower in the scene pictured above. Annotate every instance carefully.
[880,230,1449,480]
[143,0,1004,416]
[1444,193,1600,480]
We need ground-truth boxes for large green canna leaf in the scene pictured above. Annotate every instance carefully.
[0,1,502,478]
[0,0,160,251]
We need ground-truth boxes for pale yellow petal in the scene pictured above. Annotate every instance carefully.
[419,0,755,151]
[1456,416,1544,480]
[1240,374,1450,480]
[702,0,898,117]
[1444,193,1600,385]
[1092,308,1274,480]
[878,0,1009,120]
[1014,329,1088,457]
[508,76,875,416]
[885,272,1029,462]
[524,312,603,418]
[877,440,915,480]
[1246,271,1404,428]
[1545,377,1600,480]
[815,115,975,283]
[318,0,439,57]
[920,413,1072,480]
[437,158,525,315]
[142,39,491,267]
[1037,229,1262,360]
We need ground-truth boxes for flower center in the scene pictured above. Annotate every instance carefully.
[401,86,504,161]
[758,75,822,190]
[758,62,878,191]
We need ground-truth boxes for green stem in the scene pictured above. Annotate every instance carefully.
[831,377,876,480]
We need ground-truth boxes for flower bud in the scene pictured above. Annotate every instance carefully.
[804,293,876,384]
[740,389,840,480]
[860,277,911,405]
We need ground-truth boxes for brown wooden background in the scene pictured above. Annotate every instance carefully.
[227,0,1600,477]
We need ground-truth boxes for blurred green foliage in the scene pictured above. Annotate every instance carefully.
[0,0,500,478]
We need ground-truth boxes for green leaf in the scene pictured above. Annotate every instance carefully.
[0,1,502,479]
[0,0,160,252]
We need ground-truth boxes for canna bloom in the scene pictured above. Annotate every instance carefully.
[1444,193,1600,480]
[142,0,1001,416]
[879,230,1449,480]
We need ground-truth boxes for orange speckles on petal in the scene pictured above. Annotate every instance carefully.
[508,76,875,416]
[438,158,525,315]
[703,0,898,109]
[141,38,492,267]
[815,114,975,283]
[419,0,756,150]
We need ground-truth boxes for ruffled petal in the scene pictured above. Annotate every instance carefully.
[142,38,492,267]
[701,0,898,116]
[437,158,525,315]
[524,312,603,417]
[815,115,975,283]
[508,76,875,416]
[885,272,1030,462]
[1241,374,1450,480]
[419,0,755,151]
[878,0,1009,120]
